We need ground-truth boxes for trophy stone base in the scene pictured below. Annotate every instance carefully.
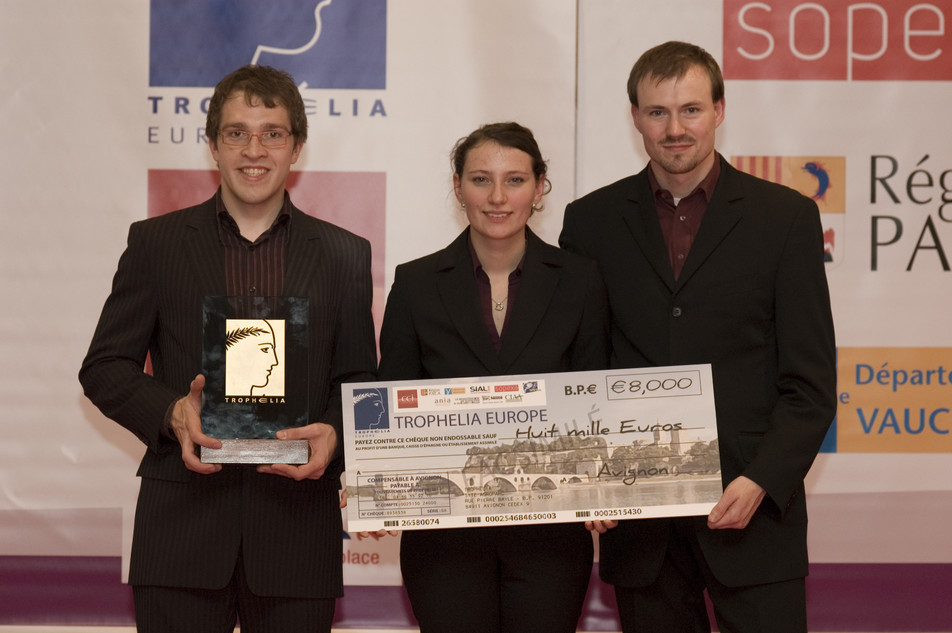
[200,439,309,464]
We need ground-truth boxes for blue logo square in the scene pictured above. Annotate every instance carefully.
[150,0,386,89]
[353,388,389,431]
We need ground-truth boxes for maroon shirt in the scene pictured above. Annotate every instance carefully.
[648,155,721,280]
[163,191,291,432]
[468,232,525,354]
[216,190,291,296]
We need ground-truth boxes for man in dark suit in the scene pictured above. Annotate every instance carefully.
[559,42,836,633]
[79,65,376,632]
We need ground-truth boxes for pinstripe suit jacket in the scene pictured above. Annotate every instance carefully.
[80,195,376,598]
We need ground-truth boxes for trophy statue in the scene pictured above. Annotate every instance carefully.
[199,296,309,464]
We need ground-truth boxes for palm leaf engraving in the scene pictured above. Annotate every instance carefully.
[225,326,270,349]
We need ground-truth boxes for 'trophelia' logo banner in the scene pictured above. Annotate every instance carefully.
[723,0,952,81]
[149,0,387,88]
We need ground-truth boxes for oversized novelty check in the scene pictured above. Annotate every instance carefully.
[342,364,721,532]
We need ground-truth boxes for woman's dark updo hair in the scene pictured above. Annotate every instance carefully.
[451,122,549,188]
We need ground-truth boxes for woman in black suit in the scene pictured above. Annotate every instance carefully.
[377,122,610,633]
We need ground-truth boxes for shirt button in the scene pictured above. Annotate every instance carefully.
[680,215,687,222]
[672,307,683,317]
[249,285,257,295]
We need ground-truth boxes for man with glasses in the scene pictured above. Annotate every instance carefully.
[80,65,376,632]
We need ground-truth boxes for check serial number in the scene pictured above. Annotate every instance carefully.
[593,508,643,517]
[400,518,440,527]
[484,513,557,523]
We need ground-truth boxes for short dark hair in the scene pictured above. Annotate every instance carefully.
[627,41,724,107]
[206,65,307,148]
[451,121,548,184]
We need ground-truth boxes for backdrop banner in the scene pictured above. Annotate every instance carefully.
[1,0,949,630]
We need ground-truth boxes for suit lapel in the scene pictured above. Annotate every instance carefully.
[284,207,323,297]
[676,158,744,288]
[497,230,558,371]
[622,171,677,291]
[436,231,502,374]
[184,199,226,296]
[182,198,325,299]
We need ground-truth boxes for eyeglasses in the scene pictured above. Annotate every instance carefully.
[219,127,292,148]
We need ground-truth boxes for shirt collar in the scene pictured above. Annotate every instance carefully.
[215,189,292,241]
[647,152,722,203]
[466,228,527,279]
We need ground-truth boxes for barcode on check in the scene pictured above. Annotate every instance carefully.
[575,511,591,518]
[467,517,482,523]
[384,520,399,528]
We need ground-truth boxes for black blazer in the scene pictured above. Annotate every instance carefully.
[377,227,609,381]
[80,195,377,598]
[376,228,609,629]
[560,157,836,588]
